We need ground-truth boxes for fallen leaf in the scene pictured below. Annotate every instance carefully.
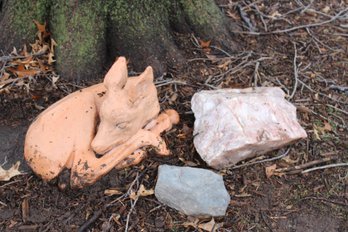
[51,75,59,88]
[22,198,30,223]
[48,52,55,65]
[322,6,330,13]
[217,59,232,70]
[313,125,321,140]
[7,66,40,78]
[322,121,332,132]
[138,184,154,197]
[129,190,138,201]
[182,218,199,228]
[1,72,10,81]
[33,20,46,33]
[282,156,299,164]
[199,39,211,49]
[0,161,22,181]
[50,38,57,54]
[227,10,239,20]
[198,218,222,232]
[265,164,277,178]
[111,213,121,225]
[104,188,123,196]
[270,11,282,19]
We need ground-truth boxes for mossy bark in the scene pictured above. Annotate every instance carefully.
[0,0,50,52]
[0,0,237,81]
[50,0,106,81]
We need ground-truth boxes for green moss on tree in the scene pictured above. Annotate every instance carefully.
[50,0,106,81]
[10,0,50,35]
[0,0,236,81]
[179,0,227,39]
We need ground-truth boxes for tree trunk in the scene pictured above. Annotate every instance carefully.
[0,0,237,81]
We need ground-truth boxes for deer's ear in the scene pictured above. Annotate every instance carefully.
[135,66,154,93]
[104,57,128,91]
[128,66,155,105]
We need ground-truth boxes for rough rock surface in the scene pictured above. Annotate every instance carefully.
[155,165,230,217]
[192,87,307,169]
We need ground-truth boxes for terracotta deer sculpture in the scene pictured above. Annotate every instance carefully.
[24,57,179,188]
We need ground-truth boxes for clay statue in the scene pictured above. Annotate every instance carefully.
[24,57,179,188]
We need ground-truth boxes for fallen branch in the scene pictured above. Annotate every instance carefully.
[232,8,348,35]
[301,196,348,207]
[77,210,102,232]
[302,163,348,174]
[230,148,291,170]
[289,42,299,100]
[275,156,338,174]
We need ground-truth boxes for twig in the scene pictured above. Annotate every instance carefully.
[124,173,141,232]
[230,148,291,170]
[252,4,268,31]
[253,61,260,87]
[298,77,347,104]
[233,8,348,35]
[275,156,338,174]
[302,163,348,174]
[260,211,275,232]
[301,196,348,207]
[0,200,7,207]
[77,210,102,232]
[289,42,299,99]
[107,173,141,206]
[0,179,22,189]
[326,104,348,116]
[210,45,233,57]
[125,194,139,232]
[237,4,256,32]
[155,80,187,88]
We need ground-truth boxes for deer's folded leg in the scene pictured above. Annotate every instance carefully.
[114,149,147,169]
[70,129,169,188]
[145,110,180,135]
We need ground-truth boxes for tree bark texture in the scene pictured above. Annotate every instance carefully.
[0,0,237,81]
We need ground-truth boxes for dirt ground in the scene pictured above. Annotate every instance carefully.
[1,0,348,231]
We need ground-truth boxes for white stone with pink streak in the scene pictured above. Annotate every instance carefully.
[191,87,307,169]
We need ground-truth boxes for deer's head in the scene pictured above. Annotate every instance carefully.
[91,57,160,154]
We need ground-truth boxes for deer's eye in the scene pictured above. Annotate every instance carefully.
[115,122,128,129]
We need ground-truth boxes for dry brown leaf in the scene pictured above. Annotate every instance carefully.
[182,218,199,228]
[265,164,277,178]
[129,190,138,200]
[313,125,321,140]
[217,59,231,70]
[33,20,46,33]
[8,65,40,78]
[1,72,10,81]
[104,188,123,196]
[282,156,299,164]
[198,218,222,232]
[50,38,57,53]
[22,198,30,223]
[0,161,22,181]
[138,184,154,197]
[322,121,332,132]
[322,6,330,13]
[227,10,239,20]
[38,44,49,54]
[48,52,56,65]
[199,40,211,49]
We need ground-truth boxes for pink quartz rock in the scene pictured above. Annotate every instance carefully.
[24,57,179,188]
[191,87,307,169]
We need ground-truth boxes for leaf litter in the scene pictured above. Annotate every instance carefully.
[1,1,348,231]
[0,20,58,94]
